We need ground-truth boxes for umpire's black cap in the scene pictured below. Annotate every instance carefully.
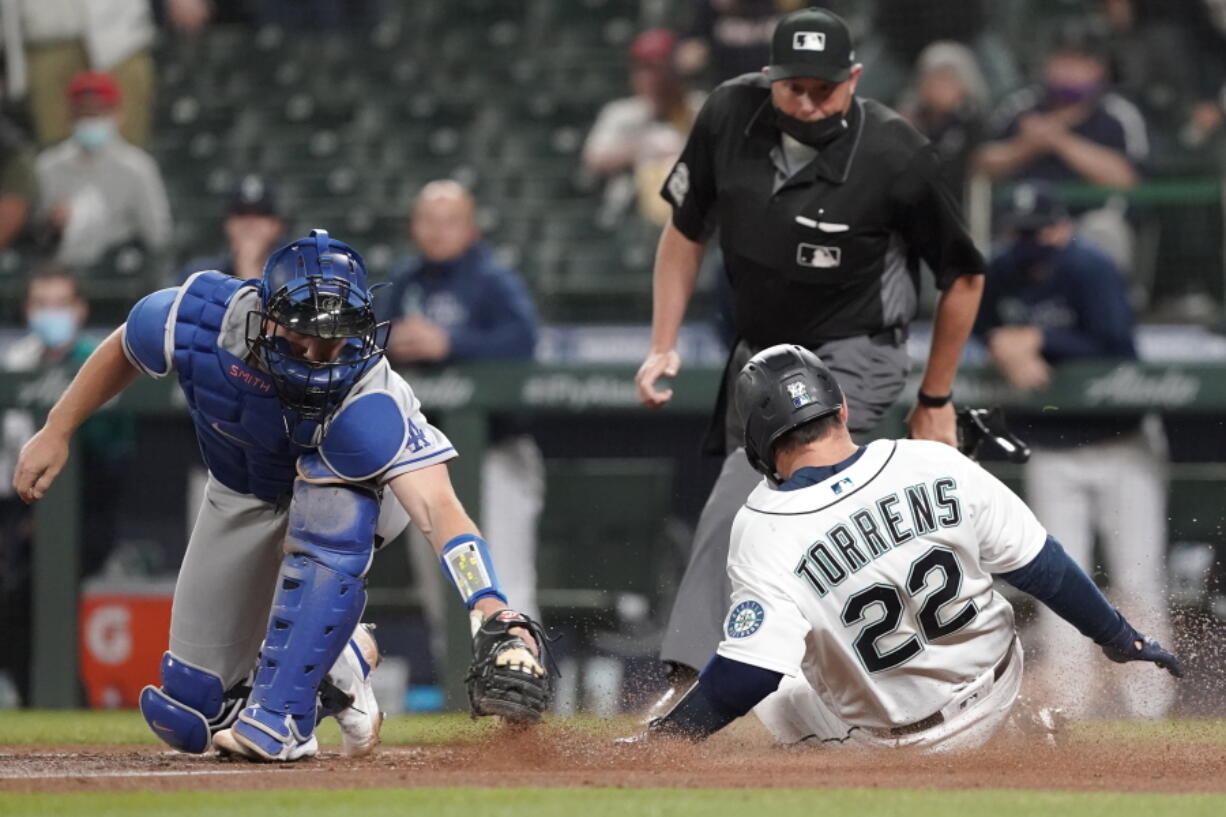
[766,7,855,84]
[736,344,844,483]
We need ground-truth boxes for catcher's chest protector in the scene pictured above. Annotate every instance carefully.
[173,272,298,503]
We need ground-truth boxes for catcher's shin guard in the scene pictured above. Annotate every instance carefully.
[225,480,376,760]
[139,652,246,753]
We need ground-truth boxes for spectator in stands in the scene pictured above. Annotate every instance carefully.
[973,22,1148,272]
[177,174,286,284]
[0,268,131,705]
[675,0,806,87]
[974,182,1173,720]
[852,0,1020,108]
[1098,0,1226,155]
[384,180,543,627]
[1,0,211,147]
[0,115,37,249]
[34,71,172,270]
[582,29,706,228]
[897,41,991,200]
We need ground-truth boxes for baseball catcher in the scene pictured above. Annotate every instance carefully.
[14,229,553,761]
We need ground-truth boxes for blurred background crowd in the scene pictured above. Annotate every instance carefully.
[1,0,1226,719]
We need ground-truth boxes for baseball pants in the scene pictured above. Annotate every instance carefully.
[660,333,909,671]
[1024,421,1174,719]
[169,475,408,688]
[753,637,1024,752]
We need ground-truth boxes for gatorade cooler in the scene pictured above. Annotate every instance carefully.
[78,579,174,708]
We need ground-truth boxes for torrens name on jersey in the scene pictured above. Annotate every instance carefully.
[794,477,961,597]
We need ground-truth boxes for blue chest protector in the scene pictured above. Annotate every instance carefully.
[171,272,300,503]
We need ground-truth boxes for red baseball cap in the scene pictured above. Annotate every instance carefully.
[67,71,121,107]
[630,29,676,66]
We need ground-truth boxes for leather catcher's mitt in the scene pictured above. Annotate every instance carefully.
[466,610,554,721]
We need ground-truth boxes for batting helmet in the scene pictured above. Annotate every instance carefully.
[735,344,844,483]
[248,229,387,444]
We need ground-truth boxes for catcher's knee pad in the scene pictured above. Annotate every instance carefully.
[139,652,244,753]
[251,554,367,727]
[286,479,378,578]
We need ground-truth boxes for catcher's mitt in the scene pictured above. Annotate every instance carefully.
[465,610,555,722]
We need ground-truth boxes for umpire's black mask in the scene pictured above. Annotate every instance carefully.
[772,105,849,148]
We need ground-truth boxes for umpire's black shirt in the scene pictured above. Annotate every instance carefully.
[662,73,985,346]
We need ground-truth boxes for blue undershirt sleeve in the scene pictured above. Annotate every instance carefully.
[997,535,1130,645]
[649,655,783,740]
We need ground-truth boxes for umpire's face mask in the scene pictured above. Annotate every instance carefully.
[774,107,849,148]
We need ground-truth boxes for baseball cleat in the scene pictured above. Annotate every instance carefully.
[320,623,384,757]
[214,706,318,762]
[641,661,698,725]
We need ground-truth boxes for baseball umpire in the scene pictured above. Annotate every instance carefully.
[641,345,1182,750]
[14,229,553,761]
[636,7,986,709]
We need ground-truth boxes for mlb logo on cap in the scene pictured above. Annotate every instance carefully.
[793,31,826,51]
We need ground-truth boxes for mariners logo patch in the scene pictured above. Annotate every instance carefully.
[726,600,765,639]
[787,380,814,408]
[793,31,826,51]
[797,243,841,269]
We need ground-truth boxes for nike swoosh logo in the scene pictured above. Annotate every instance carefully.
[818,222,849,233]
[152,721,176,733]
[211,422,258,448]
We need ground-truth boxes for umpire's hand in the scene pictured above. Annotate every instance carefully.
[637,349,682,408]
[906,402,958,448]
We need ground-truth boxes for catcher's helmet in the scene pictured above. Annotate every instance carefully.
[735,344,844,484]
[248,229,387,445]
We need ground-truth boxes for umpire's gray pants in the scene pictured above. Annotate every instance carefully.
[659,334,909,671]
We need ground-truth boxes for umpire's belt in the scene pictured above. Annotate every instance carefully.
[875,639,1016,738]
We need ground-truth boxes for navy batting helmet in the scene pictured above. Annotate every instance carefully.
[735,344,844,483]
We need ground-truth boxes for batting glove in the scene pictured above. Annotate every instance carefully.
[1100,625,1185,678]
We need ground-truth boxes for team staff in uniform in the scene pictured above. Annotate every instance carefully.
[641,345,1182,750]
[635,7,987,703]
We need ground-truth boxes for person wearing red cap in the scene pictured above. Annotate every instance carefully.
[582,29,707,227]
[1,0,211,147]
[33,69,172,272]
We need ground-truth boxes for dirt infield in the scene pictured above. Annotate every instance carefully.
[2,722,1224,795]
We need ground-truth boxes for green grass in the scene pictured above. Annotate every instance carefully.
[1,788,1224,817]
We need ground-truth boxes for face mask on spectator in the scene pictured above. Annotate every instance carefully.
[1044,81,1103,107]
[29,307,78,348]
[1011,236,1061,272]
[72,117,116,150]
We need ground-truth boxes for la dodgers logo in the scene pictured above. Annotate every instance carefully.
[726,600,765,639]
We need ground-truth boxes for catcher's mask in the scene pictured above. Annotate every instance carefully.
[247,228,388,446]
[735,344,844,485]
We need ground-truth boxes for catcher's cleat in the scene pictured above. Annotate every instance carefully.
[640,661,698,725]
[319,623,384,757]
[214,707,318,762]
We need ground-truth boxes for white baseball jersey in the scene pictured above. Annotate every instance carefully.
[717,439,1047,730]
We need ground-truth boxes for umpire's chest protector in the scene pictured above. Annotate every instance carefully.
[173,272,297,504]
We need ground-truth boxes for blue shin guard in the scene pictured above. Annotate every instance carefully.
[140,653,243,753]
[228,481,376,759]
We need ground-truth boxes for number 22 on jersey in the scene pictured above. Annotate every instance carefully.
[797,545,978,672]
